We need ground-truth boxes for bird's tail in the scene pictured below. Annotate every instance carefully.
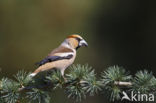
[29,66,43,77]
[29,73,37,77]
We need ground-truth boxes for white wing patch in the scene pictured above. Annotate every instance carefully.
[54,52,74,57]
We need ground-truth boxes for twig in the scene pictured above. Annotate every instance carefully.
[114,81,132,86]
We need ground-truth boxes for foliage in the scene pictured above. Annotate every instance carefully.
[26,89,50,103]
[0,64,156,103]
[132,70,156,93]
[101,66,132,101]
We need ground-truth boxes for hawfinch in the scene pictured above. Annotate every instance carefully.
[30,34,88,77]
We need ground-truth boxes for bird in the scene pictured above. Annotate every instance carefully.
[29,34,88,77]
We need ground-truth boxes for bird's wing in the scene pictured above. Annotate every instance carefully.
[36,55,73,66]
[48,46,74,56]
[36,46,74,66]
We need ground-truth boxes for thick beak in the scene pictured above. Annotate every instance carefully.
[79,39,88,47]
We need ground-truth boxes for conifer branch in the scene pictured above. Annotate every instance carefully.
[0,64,156,103]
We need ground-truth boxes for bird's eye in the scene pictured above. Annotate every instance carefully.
[75,37,82,41]
[67,42,70,45]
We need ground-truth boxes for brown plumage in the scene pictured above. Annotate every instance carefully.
[48,46,74,56]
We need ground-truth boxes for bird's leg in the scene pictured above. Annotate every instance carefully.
[63,75,67,82]
[61,69,67,82]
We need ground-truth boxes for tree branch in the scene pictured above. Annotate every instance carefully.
[114,81,132,86]
[0,64,156,103]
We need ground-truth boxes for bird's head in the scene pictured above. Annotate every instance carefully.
[62,34,88,50]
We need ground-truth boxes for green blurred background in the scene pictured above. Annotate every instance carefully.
[0,0,156,103]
